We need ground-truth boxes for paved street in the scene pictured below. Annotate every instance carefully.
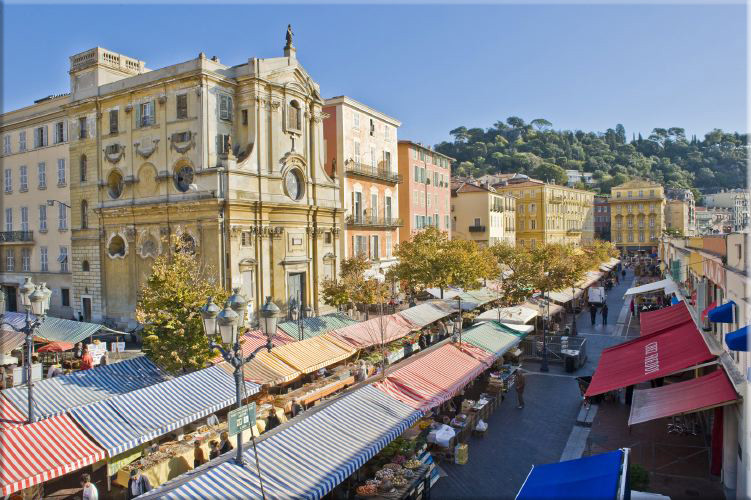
[433,269,635,499]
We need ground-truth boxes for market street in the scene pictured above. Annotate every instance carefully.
[433,269,635,499]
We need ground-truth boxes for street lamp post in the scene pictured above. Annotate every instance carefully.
[570,285,578,336]
[539,293,550,372]
[451,296,463,345]
[0,277,51,423]
[290,294,312,342]
[200,291,280,496]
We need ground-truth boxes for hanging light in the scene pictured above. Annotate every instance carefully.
[199,297,221,338]
[40,283,52,314]
[227,288,247,330]
[216,301,239,345]
[19,277,35,308]
[29,286,46,316]
[259,296,280,343]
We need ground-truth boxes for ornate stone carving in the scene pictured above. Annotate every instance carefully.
[122,226,137,242]
[306,226,325,237]
[106,231,129,260]
[169,132,195,154]
[134,138,159,159]
[158,95,167,105]
[125,104,133,114]
[331,228,341,237]
[312,111,330,123]
[137,230,161,259]
[103,144,125,164]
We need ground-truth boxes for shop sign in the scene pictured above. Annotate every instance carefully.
[228,402,256,436]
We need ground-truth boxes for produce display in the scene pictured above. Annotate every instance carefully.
[403,459,422,470]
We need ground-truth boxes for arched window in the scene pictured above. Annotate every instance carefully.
[81,200,88,229]
[80,155,87,182]
[289,100,301,130]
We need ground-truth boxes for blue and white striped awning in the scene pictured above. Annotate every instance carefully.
[1,312,102,344]
[278,312,359,340]
[70,365,259,457]
[2,356,166,420]
[398,302,454,329]
[158,385,423,500]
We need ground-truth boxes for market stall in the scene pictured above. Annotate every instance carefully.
[0,312,103,344]
[278,312,359,340]
[0,395,25,430]
[270,335,355,374]
[329,315,414,350]
[222,349,301,387]
[475,305,538,325]
[272,364,356,411]
[398,302,454,330]
[638,301,693,336]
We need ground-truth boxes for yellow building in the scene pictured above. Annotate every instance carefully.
[665,199,691,236]
[609,179,665,254]
[66,40,341,326]
[450,181,516,246]
[0,95,73,317]
[493,179,594,248]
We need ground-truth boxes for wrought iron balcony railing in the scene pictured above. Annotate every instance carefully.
[0,231,33,243]
[346,215,403,228]
[468,225,486,233]
[344,162,402,184]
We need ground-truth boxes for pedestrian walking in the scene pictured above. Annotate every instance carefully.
[601,303,609,325]
[589,304,597,326]
[80,473,98,500]
[515,370,526,409]
[126,469,152,499]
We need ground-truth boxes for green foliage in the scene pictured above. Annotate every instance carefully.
[136,238,228,373]
[436,117,747,192]
[321,255,389,310]
[629,463,650,491]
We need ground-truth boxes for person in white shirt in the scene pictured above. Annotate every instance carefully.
[80,473,98,500]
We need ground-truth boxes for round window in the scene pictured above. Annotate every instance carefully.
[284,169,304,201]
[108,170,124,199]
[108,235,126,257]
[174,165,194,193]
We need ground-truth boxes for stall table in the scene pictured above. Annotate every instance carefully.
[358,464,432,500]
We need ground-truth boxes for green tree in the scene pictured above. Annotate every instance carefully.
[321,256,389,314]
[532,162,568,185]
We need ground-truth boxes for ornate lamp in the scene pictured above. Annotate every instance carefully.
[216,302,239,345]
[19,277,35,308]
[199,297,221,339]
[259,296,280,343]
[227,288,247,330]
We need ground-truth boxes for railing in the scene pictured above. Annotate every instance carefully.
[346,215,403,228]
[0,231,33,243]
[520,335,587,367]
[344,162,402,183]
[567,228,582,235]
[468,225,486,232]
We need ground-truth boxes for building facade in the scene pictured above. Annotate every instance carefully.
[665,187,695,235]
[703,189,750,232]
[594,194,611,241]
[609,179,665,254]
[396,141,453,242]
[450,181,516,246]
[695,206,732,235]
[0,95,73,317]
[493,179,594,248]
[322,97,400,274]
[565,170,594,187]
[65,42,340,327]
[665,199,691,236]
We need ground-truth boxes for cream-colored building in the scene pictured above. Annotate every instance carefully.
[665,199,690,236]
[493,178,594,248]
[0,95,73,317]
[609,179,665,254]
[450,181,515,246]
[66,40,340,327]
[322,96,400,274]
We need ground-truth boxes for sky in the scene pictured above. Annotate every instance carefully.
[2,3,746,146]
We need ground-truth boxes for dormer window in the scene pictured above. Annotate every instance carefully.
[289,100,302,131]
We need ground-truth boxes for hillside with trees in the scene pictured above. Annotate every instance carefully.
[434,117,747,196]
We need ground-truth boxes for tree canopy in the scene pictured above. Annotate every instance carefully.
[436,117,747,196]
[320,255,389,312]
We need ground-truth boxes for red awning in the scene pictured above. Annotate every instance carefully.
[0,396,25,431]
[640,302,693,336]
[585,323,714,397]
[702,301,717,321]
[329,315,414,349]
[628,370,738,426]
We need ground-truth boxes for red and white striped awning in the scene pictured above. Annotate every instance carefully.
[0,396,25,431]
[0,414,105,495]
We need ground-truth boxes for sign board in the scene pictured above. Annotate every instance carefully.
[89,342,107,365]
[228,402,256,437]
[111,342,126,353]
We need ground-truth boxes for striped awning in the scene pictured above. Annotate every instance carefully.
[461,321,522,358]
[220,350,301,386]
[270,336,355,374]
[71,365,257,457]
[398,302,454,329]
[373,344,488,411]
[0,414,105,496]
[158,385,423,500]
[2,356,167,420]
[475,305,538,325]
[1,312,102,344]
[211,329,294,364]
[0,395,26,431]
[329,315,414,349]
[278,313,360,340]
[466,288,499,305]
[577,271,603,289]
[0,326,26,354]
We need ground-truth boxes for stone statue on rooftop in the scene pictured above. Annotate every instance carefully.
[286,24,294,48]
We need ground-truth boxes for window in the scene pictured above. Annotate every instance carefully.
[216,134,230,155]
[384,151,391,170]
[19,165,28,191]
[108,235,126,257]
[531,219,537,230]
[137,101,156,127]
[427,193,431,208]
[176,94,188,120]
[58,247,69,272]
[61,288,70,307]
[649,217,655,228]
[616,192,621,198]
[530,203,536,212]
[19,131,26,151]
[627,218,633,228]
[216,94,233,121]
[80,155,87,182]
[519,220,525,230]
[353,142,360,164]
[79,117,87,139]
[474,217,481,226]
[241,109,248,125]
[40,247,48,272]
[20,207,28,232]
[39,205,47,232]
[55,121,65,143]
[370,147,376,169]
[638,203,644,212]
[5,250,14,272]
[109,110,118,134]
[518,204,524,214]
[288,100,302,130]
[370,235,379,260]
[57,159,65,185]
[174,165,194,192]
[414,165,420,181]
[37,162,46,189]
[21,248,30,272]
[5,208,12,231]
[3,135,10,154]
[639,232,645,243]
[530,239,536,249]
[385,196,392,220]
[627,205,632,213]
[386,234,392,258]
[81,200,88,229]
[434,172,439,186]
[628,233,634,242]
[107,171,124,199]
[638,190,643,197]
[353,235,367,257]
[58,203,67,230]
[412,147,417,160]
[627,191,632,198]
[353,112,360,129]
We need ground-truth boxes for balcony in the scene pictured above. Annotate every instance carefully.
[549,195,565,204]
[566,228,582,235]
[468,225,486,233]
[0,231,33,244]
[344,162,402,184]
[346,215,403,228]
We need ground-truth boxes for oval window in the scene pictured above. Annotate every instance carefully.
[108,235,126,257]
[174,165,194,193]
[108,170,124,199]
[284,169,304,201]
